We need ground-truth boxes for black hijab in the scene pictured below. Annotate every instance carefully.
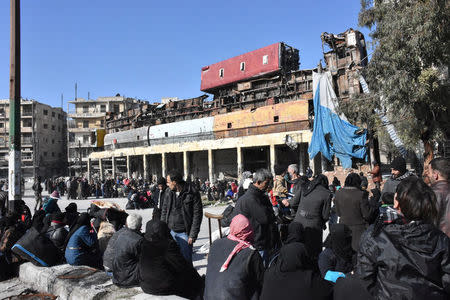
[324,224,354,262]
[64,212,90,249]
[303,174,329,197]
[344,173,361,188]
[285,222,304,244]
[278,242,310,273]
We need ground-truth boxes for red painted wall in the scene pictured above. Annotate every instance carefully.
[200,43,281,92]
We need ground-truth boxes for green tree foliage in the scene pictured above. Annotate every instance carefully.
[343,0,450,155]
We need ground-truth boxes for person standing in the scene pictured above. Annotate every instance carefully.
[334,173,375,251]
[293,174,332,259]
[161,170,203,263]
[381,156,414,198]
[428,157,450,237]
[369,161,382,190]
[233,169,280,264]
[32,176,43,212]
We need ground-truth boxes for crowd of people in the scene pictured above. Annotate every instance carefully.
[0,156,449,300]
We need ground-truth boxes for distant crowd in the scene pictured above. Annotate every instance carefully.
[0,156,449,300]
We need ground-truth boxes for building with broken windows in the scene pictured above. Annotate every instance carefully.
[87,29,368,182]
[67,95,146,176]
[0,99,67,179]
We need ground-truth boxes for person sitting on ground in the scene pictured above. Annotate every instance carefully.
[139,217,204,299]
[97,221,115,256]
[0,213,26,281]
[318,224,356,278]
[357,177,450,299]
[205,214,264,300]
[64,212,102,269]
[260,221,333,300]
[63,202,79,229]
[112,214,143,287]
[45,212,68,253]
[103,222,127,272]
[42,191,61,217]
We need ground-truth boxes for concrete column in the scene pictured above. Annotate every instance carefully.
[112,157,116,179]
[183,151,189,181]
[126,155,131,179]
[237,147,243,179]
[299,143,307,174]
[143,154,149,181]
[208,149,214,182]
[99,158,104,181]
[162,152,166,178]
[269,144,276,175]
[87,158,92,182]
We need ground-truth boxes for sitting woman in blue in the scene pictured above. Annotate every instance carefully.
[64,213,102,269]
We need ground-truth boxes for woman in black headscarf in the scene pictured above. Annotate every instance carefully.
[260,222,333,300]
[318,224,356,277]
[138,218,203,299]
[293,174,332,259]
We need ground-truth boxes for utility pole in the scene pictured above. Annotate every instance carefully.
[8,0,21,211]
[78,140,82,176]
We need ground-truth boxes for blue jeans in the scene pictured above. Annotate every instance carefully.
[170,231,193,264]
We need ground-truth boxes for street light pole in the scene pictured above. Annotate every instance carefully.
[8,0,21,211]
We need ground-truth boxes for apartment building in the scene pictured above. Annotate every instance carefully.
[0,99,67,179]
[67,95,139,176]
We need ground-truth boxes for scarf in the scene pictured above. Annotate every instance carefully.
[220,214,254,272]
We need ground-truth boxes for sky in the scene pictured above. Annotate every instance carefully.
[0,0,371,109]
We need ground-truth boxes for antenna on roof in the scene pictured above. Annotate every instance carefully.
[61,93,63,108]
[75,82,77,100]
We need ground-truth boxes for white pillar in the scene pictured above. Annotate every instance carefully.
[208,149,214,182]
[87,158,92,182]
[162,153,166,178]
[183,151,189,181]
[270,144,276,175]
[237,147,243,179]
[112,157,116,179]
[126,156,131,178]
[99,158,104,181]
[143,154,149,181]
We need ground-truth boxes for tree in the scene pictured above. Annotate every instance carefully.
[342,0,450,167]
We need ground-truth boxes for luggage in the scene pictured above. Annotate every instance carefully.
[11,227,62,267]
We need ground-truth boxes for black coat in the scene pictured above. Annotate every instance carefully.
[205,237,264,300]
[233,184,280,251]
[356,221,450,299]
[334,187,374,251]
[112,228,143,287]
[45,223,68,252]
[161,183,203,242]
[103,227,125,270]
[260,242,333,300]
[138,222,203,299]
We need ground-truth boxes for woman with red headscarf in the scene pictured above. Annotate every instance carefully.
[204,214,264,300]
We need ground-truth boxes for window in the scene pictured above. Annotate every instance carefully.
[100,105,106,112]
[43,152,47,157]
[164,132,168,137]
[273,116,279,122]
[113,104,120,113]
[137,136,140,141]
[100,120,104,127]
[43,124,48,129]
[69,133,75,142]
[52,139,55,144]
[51,125,55,130]
[227,122,232,129]
[263,55,268,65]
[83,135,89,143]
[83,106,88,113]
[240,62,245,71]
[83,121,89,128]
[58,114,61,120]
[23,119,32,127]
[219,68,224,78]
[52,112,55,117]
[43,109,48,115]
[0,123,3,128]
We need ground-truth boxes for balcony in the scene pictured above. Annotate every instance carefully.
[68,127,96,133]
[68,111,106,119]
[68,141,94,148]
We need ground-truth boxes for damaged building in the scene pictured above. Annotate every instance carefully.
[87,29,367,182]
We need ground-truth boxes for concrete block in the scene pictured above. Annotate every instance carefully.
[18,263,186,300]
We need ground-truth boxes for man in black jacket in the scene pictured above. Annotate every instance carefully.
[233,169,280,265]
[112,214,143,287]
[161,170,203,263]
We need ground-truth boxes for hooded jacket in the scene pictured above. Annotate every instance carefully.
[357,221,450,300]
[233,184,280,251]
[161,182,203,242]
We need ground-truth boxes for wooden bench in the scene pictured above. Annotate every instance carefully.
[204,212,224,245]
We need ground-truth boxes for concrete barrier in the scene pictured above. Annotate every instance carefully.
[18,262,186,300]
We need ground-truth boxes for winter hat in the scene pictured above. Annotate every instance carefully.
[50,190,60,199]
[391,157,406,174]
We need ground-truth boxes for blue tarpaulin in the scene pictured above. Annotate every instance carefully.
[308,71,367,168]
